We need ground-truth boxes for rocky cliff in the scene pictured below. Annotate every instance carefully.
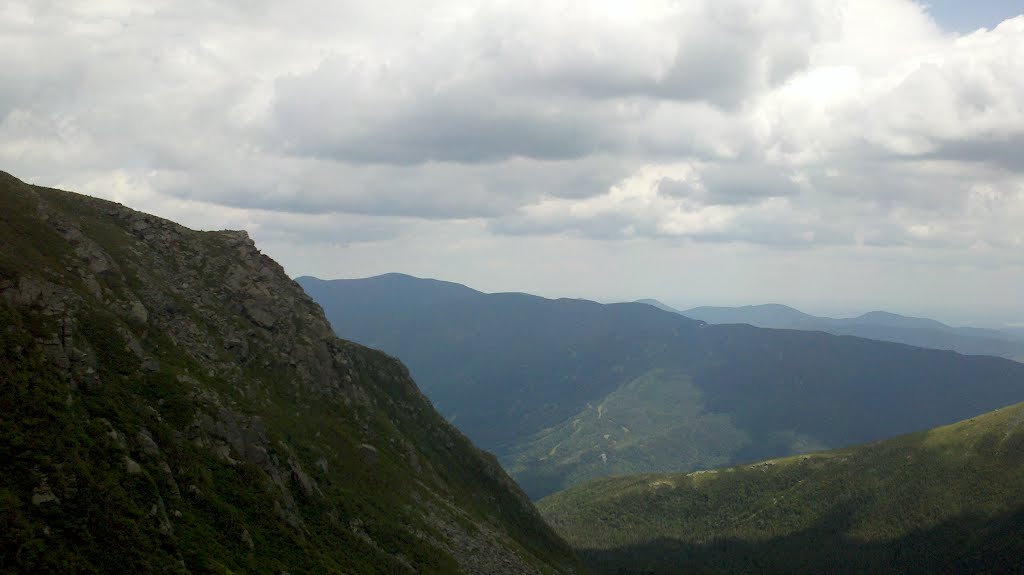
[0,170,580,574]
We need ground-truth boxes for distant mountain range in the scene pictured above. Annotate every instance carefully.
[539,400,1024,574]
[636,300,1024,363]
[299,274,1024,499]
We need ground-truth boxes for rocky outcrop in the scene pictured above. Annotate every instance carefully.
[0,171,579,574]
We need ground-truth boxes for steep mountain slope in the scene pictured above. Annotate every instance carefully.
[298,275,1024,499]
[505,370,755,493]
[0,171,580,574]
[300,275,706,452]
[679,304,1024,362]
[538,401,1024,574]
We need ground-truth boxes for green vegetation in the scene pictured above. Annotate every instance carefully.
[300,274,1024,499]
[538,402,1024,574]
[0,171,579,574]
[507,370,755,497]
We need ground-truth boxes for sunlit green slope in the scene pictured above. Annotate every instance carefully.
[506,370,764,497]
[539,401,1024,574]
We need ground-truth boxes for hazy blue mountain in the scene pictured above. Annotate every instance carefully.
[300,274,1024,499]
[633,298,680,313]
[847,310,949,330]
[302,275,705,452]
[679,304,1024,362]
[680,304,820,328]
[1001,326,1024,339]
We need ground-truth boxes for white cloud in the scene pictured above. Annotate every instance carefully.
[1,0,1023,322]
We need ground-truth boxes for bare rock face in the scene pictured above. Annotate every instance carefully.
[32,485,60,506]
[358,443,380,465]
[0,171,579,575]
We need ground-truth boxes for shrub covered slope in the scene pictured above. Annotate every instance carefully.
[538,401,1024,574]
[0,171,580,574]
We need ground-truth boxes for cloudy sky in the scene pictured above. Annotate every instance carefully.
[4,0,1023,326]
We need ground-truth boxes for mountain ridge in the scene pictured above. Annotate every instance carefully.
[676,302,1024,362]
[0,171,579,573]
[300,273,1024,499]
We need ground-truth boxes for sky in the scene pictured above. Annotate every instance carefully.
[3,0,1024,327]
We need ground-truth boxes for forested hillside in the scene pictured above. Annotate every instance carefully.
[539,401,1024,574]
[300,274,1024,498]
